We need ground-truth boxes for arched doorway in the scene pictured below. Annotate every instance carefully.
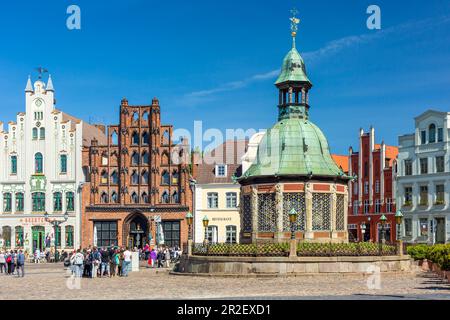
[124,212,148,249]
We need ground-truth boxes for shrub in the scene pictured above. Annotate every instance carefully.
[407,244,450,271]
[407,244,430,261]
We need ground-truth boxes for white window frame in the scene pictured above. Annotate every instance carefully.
[215,165,227,178]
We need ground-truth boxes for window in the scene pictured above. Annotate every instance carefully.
[420,186,428,206]
[404,160,413,176]
[161,171,170,185]
[206,226,218,243]
[161,191,170,204]
[40,127,45,140]
[216,165,227,177]
[142,170,149,184]
[111,171,119,184]
[375,199,381,213]
[132,112,139,122]
[11,155,17,174]
[15,193,24,212]
[3,193,12,212]
[15,226,24,247]
[363,200,370,214]
[2,226,11,248]
[142,192,149,204]
[131,171,139,184]
[429,124,436,143]
[353,183,358,195]
[32,128,38,140]
[375,180,380,194]
[364,181,369,194]
[436,156,445,173]
[111,192,118,203]
[131,192,139,204]
[404,187,412,206]
[131,152,140,166]
[172,191,179,204]
[102,153,108,165]
[55,226,61,247]
[226,192,238,208]
[101,170,108,184]
[226,226,237,244]
[420,158,428,174]
[419,218,428,237]
[94,221,117,248]
[162,221,180,247]
[364,162,368,178]
[438,128,444,142]
[53,192,62,211]
[60,155,67,174]
[404,219,412,237]
[207,193,219,209]
[65,226,74,248]
[35,153,43,173]
[132,132,139,145]
[101,192,109,204]
[353,200,359,215]
[172,171,179,185]
[66,192,74,211]
[420,130,426,144]
[32,192,45,212]
[142,152,149,165]
[142,132,149,145]
[436,185,445,205]
[386,198,393,213]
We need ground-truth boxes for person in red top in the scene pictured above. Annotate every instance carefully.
[143,243,150,261]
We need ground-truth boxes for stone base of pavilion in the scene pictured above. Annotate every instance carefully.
[173,255,413,277]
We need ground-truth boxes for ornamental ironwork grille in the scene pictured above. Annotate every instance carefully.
[282,193,306,231]
[312,193,331,231]
[336,194,345,231]
[257,193,276,232]
[242,195,252,232]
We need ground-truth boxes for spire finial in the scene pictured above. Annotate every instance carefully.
[290,8,300,48]
[36,67,48,80]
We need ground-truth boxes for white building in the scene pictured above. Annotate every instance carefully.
[396,110,450,244]
[0,75,106,254]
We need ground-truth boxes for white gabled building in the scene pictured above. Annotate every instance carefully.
[0,75,106,254]
[396,110,450,244]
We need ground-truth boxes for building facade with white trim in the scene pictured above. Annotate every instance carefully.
[0,75,106,254]
[396,110,450,244]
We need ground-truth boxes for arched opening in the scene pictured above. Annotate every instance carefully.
[132,131,139,145]
[124,212,148,249]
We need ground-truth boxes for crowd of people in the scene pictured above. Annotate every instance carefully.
[0,250,26,277]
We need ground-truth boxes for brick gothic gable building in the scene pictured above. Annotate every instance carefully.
[81,98,192,249]
[348,127,398,243]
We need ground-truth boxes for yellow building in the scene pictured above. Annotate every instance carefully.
[192,140,247,243]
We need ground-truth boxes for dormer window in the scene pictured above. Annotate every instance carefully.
[216,165,227,177]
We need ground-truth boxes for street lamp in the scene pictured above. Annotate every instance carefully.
[289,208,298,240]
[186,212,193,241]
[361,223,366,242]
[202,216,209,244]
[395,210,404,256]
[44,211,69,263]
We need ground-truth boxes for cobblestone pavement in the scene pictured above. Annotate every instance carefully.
[0,263,448,300]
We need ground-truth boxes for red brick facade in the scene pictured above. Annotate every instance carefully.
[347,128,398,243]
[81,98,192,249]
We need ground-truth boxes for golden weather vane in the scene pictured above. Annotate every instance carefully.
[290,8,301,38]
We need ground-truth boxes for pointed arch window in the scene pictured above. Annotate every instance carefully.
[429,124,436,143]
[35,153,43,173]
[142,151,149,165]
[131,152,140,166]
[111,131,118,145]
[131,170,139,185]
[60,154,67,174]
[32,128,38,140]
[161,170,170,185]
[101,192,109,204]
[11,155,17,174]
[172,170,179,185]
[111,192,118,203]
[132,131,139,145]
[172,191,179,204]
[111,170,119,185]
[53,192,62,212]
[101,170,108,184]
[142,132,149,145]
[132,112,139,123]
[161,191,170,204]
[162,130,170,145]
[40,127,45,140]
[101,152,108,166]
[142,170,149,184]
[15,192,24,212]
[142,192,149,204]
[66,192,74,211]
[131,192,139,204]
[161,152,169,165]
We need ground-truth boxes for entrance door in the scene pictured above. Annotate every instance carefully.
[128,215,148,249]
[32,226,45,252]
[364,223,371,242]
[436,218,446,244]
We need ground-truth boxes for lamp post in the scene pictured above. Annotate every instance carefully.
[361,223,366,242]
[44,211,69,263]
[395,210,404,256]
[186,212,193,256]
[202,216,209,245]
[289,208,298,257]
[379,214,387,255]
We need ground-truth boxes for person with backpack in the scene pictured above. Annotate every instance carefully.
[7,251,15,275]
[100,247,111,278]
[84,249,92,278]
[73,249,84,278]
[90,247,101,278]
[16,250,25,277]
[111,249,120,277]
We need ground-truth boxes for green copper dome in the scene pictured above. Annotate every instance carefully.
[275,47,312,86]
[240,118,346,180]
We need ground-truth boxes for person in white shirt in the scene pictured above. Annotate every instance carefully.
[122,248,132,277]
[0,251,6,273]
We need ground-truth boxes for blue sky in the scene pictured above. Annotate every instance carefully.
[0,0,449,154]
